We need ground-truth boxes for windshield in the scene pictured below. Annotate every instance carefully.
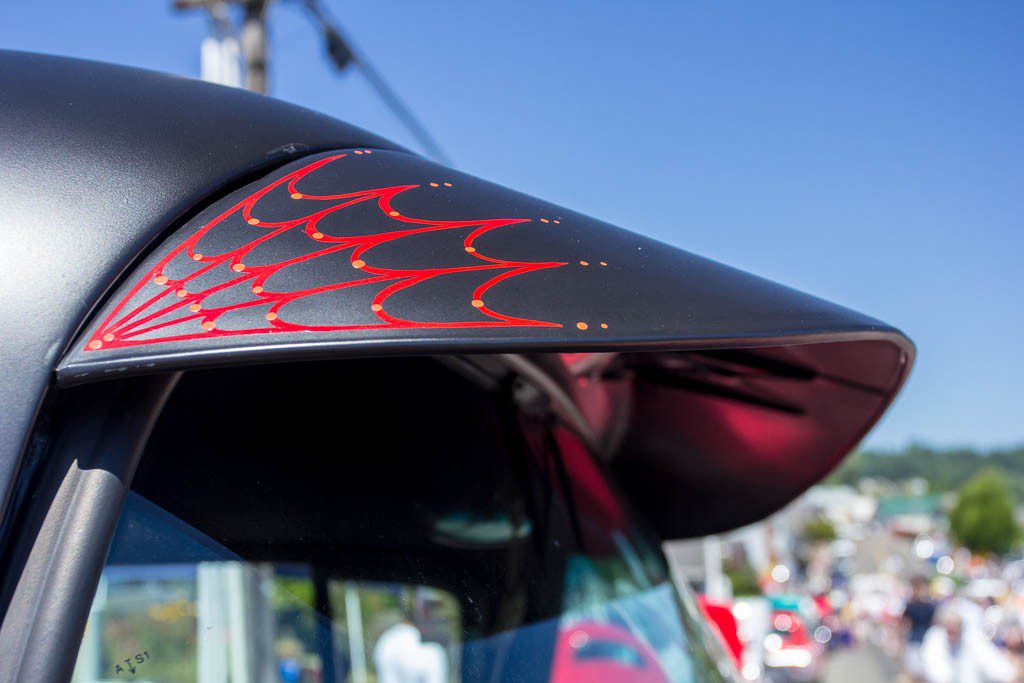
[71,358,734,683]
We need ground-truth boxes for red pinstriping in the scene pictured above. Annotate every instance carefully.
[86,153,567,351]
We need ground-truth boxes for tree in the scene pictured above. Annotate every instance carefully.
[800,516,837,543]
[827,444,1024,501]
[724,560,762,596]
[949,467,1021,556]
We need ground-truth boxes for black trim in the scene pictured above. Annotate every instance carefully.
[0,375,177,682]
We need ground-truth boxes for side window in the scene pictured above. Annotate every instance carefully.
[72,494,461,683]
[551,426,731,683]
[327,582,461,683]
[67,359,735,683]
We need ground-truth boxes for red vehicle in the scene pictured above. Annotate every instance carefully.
[698,597,744,669]
[552,622,671,683]
[763,608,825,682]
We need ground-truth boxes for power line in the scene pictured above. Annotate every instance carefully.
[174,0,452,165]
[174,0,268,92]
[297,0,453,166]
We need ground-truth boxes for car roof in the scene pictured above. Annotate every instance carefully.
[0,51,913,538]
[0,50,400,525]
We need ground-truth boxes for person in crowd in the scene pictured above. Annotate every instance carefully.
[996,621,1024,673]
[373,619,448,683]
[373,591,449,683]
[900,576,935,682]
[921,602,1017,683]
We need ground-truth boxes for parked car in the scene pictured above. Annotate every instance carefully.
[0,51,912,682]
[762,597,825,682]
[698,597,744,669]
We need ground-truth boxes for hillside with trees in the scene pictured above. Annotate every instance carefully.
[827,443,1024,499]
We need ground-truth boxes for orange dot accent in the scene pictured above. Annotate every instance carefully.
[176,289,188,298]
[354,150,363,155]
[265,312,278,321]
[248,218,260,225]
[352,259,366,269]
[600,323,608,329]
[464,246,476,253]
[443,182,452,187]
[102,333,115,342]
[553,220,561,224]
[371,303,383,312]
[312,231,325,240]
[580,261,589,266]
[600,261,608,266]
[202,321,215,331]
[540,218,550,223]
[88,340,103,350]
[231,263,245,272]
[430,182,439,188]
[252,285,264,294]
[154,275,169,285]
[388,210,400,217]
[192,253,203,261]
[472,299,485,308]
[188,304,202,313]
[576,322,589,331]
[291,192,303,199]
[364,150,373,154]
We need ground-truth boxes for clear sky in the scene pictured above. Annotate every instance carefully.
[2,1,1021,449]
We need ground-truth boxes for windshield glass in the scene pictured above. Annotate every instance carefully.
[71,358,733,683]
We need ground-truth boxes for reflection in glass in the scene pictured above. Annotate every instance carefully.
[70,359,733,682]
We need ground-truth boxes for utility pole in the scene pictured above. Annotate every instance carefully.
[174,0,451,162]
[240,0,269,94]
[174,0,270,94]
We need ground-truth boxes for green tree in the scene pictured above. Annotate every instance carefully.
[826,443,1024,500]
[801,516,837,543]
[723,558,761,596]
[949,467,1020,556]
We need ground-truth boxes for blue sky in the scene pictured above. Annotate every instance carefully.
[3,2,1021,449]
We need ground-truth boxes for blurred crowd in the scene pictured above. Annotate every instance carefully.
[722,525,1024,683]
[897,573,1023,683]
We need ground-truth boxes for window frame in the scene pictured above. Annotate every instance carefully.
[0,358,740,683]
[0,374,178,682]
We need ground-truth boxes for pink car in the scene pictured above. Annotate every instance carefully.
[552,622,671,683]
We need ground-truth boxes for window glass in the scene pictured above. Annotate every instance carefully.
[73,494,464,683]
[70,359,733,682]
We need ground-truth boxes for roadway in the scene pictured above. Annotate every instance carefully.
[823,643,900,683]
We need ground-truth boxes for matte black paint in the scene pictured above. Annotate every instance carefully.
[54,147,914,538]
[0,51,913,543]
[0,51,400,529]
[60,149,909,381]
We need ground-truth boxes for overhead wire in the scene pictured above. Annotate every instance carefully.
[297,0,454,166]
